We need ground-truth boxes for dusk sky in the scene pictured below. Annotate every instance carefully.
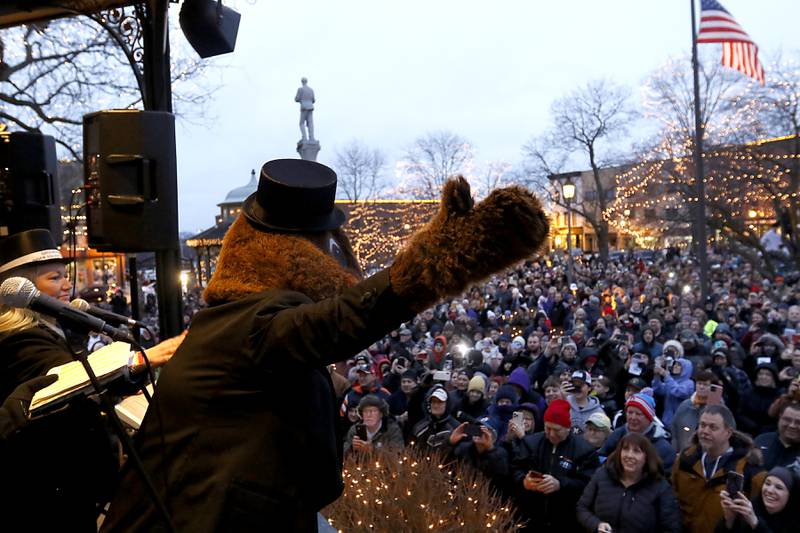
[173,0,800,232]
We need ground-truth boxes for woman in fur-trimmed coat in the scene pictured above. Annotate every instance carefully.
[101,159,549,532]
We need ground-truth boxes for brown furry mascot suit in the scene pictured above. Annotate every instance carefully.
[102,159,549,532]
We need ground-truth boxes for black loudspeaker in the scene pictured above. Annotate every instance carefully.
[83,110,178,252]
[0,132,62,244]
[180,0,241,58]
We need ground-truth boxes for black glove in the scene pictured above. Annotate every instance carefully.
[0,374,58,440]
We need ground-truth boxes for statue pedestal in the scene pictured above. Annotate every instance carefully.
[297,140,320,161]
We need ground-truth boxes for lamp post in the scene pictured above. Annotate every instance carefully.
[562,178,576,287]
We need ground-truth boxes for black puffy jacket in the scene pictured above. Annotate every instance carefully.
[576,464,681,533]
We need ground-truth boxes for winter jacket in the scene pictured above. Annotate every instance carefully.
[453,439,509,481]
[753,431,800,470]
[671,432,767,533]
[652,358,694,426]
[599,422,676,474]
[343,416,404,454]
[576,464,681,533]
[510,431,599,531]
[738,385,781,436]
[566,393,605,432]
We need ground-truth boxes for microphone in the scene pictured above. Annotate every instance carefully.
[70,298,141,328]
[0,277,133,342]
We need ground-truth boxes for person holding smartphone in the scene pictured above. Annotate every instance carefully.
[343,395,403,454]
[716,466,798,532]
[510,399,598,531]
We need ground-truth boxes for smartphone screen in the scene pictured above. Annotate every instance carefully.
[527,470,544,479]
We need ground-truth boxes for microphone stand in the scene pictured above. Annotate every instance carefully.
[67,342,175,533]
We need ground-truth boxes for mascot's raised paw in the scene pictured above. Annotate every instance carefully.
[390,176,550,311]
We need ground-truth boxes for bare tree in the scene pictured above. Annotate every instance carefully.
[333,140,386,201]
[397,130,473,199]
[524,79,634,261]
[472,160,511,200]
[609,52,800,275]
[0,12,216,161]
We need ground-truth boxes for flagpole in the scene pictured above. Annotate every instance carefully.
[690,0,710,303]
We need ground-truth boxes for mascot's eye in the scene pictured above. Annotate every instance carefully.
[329,238,347,267]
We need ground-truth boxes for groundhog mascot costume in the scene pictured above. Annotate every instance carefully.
[102,159,549,532]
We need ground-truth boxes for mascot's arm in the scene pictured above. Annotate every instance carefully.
[253,177,548,368]
[390,176,550,311]
[253,269,416,367]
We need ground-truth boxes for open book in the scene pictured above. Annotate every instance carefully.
[114,384,153,430]
[29,341,134,414]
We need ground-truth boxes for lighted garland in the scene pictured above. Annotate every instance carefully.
[322,448,522,532]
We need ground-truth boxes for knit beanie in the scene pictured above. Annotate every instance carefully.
[766,466,796,492]
[468,375,486,394]
[625,392,656,423]
[544,399,571,429]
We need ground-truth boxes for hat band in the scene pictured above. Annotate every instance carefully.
[0,249,64,274]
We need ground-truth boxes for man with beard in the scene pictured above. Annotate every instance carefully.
[754,402,800,469]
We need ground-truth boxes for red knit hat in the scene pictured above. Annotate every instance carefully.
[544,399,571,428]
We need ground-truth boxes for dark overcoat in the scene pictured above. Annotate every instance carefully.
[101,269,413,532]
[0,324,119,530]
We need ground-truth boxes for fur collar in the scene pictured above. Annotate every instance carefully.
[204,215,359,306]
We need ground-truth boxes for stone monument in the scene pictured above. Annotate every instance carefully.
[295,77,320,161]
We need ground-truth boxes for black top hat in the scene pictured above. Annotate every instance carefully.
[0,229,68,274]
[242,159,346,232]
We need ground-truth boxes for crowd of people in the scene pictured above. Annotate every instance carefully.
[334,247,800,532]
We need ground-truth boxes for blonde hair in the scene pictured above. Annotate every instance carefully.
[0,264,41,335]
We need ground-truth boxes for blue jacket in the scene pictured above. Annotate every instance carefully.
[652,358,694,426]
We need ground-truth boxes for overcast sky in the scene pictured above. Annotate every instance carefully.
[173,0,800,232]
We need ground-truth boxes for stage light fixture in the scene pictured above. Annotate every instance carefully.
[179,0,241,58]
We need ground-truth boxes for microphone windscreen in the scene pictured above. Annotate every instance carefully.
[70,298,91,312]
[0,277,38,308]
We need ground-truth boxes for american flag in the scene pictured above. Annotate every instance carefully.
[697,0,765,85]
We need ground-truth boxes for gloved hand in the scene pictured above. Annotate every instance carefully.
[0,374,58,440]
[390,176,549,310]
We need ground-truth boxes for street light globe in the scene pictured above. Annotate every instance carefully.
[562,180,576,201]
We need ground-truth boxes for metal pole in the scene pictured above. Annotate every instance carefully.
[690,0,710,302]
[567,201,574,287]
[142,0,183,338]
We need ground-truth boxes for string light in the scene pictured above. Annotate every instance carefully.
[323,448,523,531]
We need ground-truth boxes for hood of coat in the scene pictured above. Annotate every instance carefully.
[567,393,601,412]
[674,357,694,382]
[204,215,361,305]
